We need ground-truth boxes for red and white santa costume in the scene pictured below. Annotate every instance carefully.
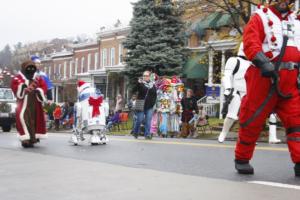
[11,68,48,141]
[236,5,300,164]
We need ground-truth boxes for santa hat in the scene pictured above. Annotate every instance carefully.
[31,55,41,64]
[77,80,90,93]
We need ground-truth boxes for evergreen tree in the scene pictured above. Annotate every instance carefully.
[0,45,12,67]
[123,0,187,88]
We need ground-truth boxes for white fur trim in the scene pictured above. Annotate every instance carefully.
[255,7,300,59]
[18,134,30,141]
[18,71,29,86]
[16,83,25,99]
[19,94,30,140]
[35,134,48,139]
[36,88,47,103]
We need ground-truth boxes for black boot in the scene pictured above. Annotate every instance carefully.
[294,163,300,177]
[21,140,34,148]
[235,159,254,174]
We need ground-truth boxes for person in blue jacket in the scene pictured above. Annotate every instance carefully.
[31,55,54,101]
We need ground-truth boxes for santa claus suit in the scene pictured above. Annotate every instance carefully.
[236,5,300,164]
[11,62,48,142]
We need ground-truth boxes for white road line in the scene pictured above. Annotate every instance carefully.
[248,181,300,190]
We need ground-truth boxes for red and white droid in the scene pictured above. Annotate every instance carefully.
[71,80,109,145]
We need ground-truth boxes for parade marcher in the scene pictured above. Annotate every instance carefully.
[132,71,157,140]
[31,55,54,101]
[235,0,300,176]
[71,80,108,145]
[11,60,48,148]
[218,43,251,143]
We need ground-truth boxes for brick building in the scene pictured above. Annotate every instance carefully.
[39,26,130,110]
[93,26,130,108]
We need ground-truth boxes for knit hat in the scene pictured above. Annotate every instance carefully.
[21,60,36,71]
[31,55,41,64]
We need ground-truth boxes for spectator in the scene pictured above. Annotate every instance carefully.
[53,105,62,131]
[127,94,137,110]
[189,104,207,138]
[106,111,120,130]
[132,70,157,140]
[180,89,198,138]
[127,94,137,131]
[114,94,123,113]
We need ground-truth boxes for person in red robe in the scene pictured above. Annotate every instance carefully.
[11,60,48,148]
[235,0,300,176]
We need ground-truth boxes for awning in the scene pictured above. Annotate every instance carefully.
[191,12,232,37]
[183,53,208,79]
[214,13,232,28]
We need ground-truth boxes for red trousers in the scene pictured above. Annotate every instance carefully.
[235,66,300,163]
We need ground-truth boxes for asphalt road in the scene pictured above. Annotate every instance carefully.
[0,131,299,199]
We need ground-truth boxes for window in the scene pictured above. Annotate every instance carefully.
[94,52,98,69]
[102,49,107,66]
[58,64,61,78]
[81,57,85,73]
[118,44,123,64]
[53,64,56,74]
[110,47,115,66]
[69,61,73,77]
[75,58,78,74]
[88,53,91,71]
[63,61,67,78]
[48,65,51,79]
[0,88,14,100]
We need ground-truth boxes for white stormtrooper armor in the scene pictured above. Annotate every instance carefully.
[268,113,281,144]
[218,44,250,143]
[218,44,281,143]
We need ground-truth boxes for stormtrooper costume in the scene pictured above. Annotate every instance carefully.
[218,44,251,142]
[218,44,282,144]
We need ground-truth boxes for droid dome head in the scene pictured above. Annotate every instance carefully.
[77,80,91,94]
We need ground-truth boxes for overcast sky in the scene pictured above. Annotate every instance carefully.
[0,0,138,50]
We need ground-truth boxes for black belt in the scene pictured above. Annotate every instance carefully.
[273,62,300,70]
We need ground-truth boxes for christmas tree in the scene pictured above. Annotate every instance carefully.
[123,0,187,89]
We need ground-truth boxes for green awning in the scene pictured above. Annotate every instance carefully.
[191,12,222,36]
[191,12,232,37]
[214,13,232,28]
[183,54,208,79]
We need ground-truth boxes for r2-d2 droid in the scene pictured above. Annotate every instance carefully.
[71,80,109,145]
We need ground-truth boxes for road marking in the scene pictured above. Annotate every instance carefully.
[248,181,300,190]
[44,133,288,152]
[110,138,288,152]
